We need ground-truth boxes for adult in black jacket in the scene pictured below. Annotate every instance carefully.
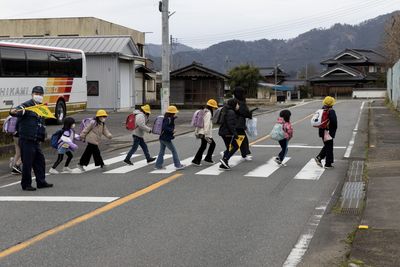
[10,86,53,191]
[218,98,240,170]
[233,87,252,160]
[315,96,338,169]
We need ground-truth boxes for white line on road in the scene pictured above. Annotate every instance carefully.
[344,101,365,158]
[252,145,347,149]
[245,157,291,178]
[85,154,141,172]
[151,156,194,174]
[196,156,245,175]
[282,200,329,267]
[104,155,172,174]
[293,158,325,180]
[0,196,118,203]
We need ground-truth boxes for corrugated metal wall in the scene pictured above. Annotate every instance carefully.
[388,61,400,110]
[87,55,118,110]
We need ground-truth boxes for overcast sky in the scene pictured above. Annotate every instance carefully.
[1,0,399,48]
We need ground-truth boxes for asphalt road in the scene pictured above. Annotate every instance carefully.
[0,100,364,266]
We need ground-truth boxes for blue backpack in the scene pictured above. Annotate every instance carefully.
[270,123,285,141]
[50,129,63,149]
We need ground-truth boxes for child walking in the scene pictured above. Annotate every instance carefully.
[155,106,185,170]
[274,110,293,166]
[78,110,112,171]
[124,104,156,165]
[192,99,219,166]
[49,117,79,174]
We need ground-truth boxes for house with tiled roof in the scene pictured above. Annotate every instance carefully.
[310,49,387,97]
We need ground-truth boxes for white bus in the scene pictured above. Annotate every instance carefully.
[0,42,87,124]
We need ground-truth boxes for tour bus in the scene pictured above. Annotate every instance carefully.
[0,42,87,124]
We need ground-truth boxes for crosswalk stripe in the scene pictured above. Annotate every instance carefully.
[196,156,244,175]
[293,158,325,180]
[104,155,172,174]
[245,157,291,178]
[0,196,118,203]
[85,154,141,172]
[151,156,194,174]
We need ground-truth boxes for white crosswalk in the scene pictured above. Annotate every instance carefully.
[293,159,326,180]
[151,156,194,174]
[245,157,291,178]
[195,156,245,176]
[104,155,172,174]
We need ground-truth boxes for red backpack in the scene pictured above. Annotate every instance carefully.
[319,109,330,129]
[126,113,136,131]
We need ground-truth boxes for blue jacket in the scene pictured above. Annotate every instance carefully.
[11,99,46,142]
[160,116,175,142]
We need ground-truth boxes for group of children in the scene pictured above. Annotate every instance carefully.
[40,95,336,174]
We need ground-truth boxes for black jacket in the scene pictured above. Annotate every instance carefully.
[160,116,175,142]
[319,108,338,139]
[218,106,238,137]
[235,100,252,130]
[11,99,46,142]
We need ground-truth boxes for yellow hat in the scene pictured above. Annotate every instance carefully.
[96,109,108,117]
[323,96,336,107]
[166,105,179,114]
[206,99,218,109]
[141,104,151,114]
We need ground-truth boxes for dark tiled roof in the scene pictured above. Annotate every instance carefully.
[170,62,229,79]
[321,48,386,65]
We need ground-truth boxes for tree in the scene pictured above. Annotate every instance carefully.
[228,64,263,98]
[383,12,400,66]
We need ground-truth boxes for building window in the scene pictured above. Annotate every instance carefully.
[87,81,99,96]
[368,66,377,73]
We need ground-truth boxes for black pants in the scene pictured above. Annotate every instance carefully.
[237,129,251,157]
[278,138,288,161]
[222,136,239,161]
[19,138,46,188]
[193,137,216,164]
[317,139,334,166]
[79,143,104,166]
[52,151,73,169]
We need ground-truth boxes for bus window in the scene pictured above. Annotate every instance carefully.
[69,53,83,77]
[0,48,27,77]
[49,52,70,77]
[27,50,49,77]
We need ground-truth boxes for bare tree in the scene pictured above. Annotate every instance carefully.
[383,12,400,66]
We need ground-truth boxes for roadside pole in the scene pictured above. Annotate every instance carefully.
[161,0,170,114]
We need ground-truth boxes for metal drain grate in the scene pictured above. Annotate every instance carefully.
[341,182,365,210]
[341,208,362,215]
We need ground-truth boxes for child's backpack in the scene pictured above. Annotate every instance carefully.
[310,109,329,128]
[212,107,224,125]
[79,118,95,133]
[191,109,205,128]
[50,129,63,149]
[152,116,164,135]
[270,123,285,141]
[2,116,18,134]
[126,113,136,131]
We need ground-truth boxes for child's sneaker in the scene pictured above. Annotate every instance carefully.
[124,159,133,165]
[243,155,253,161]
[324,165,334,169]
[77,164,85,172]
[191,160,202,167]
[49,168,59,174]
[219,158,230,169]
[314,157,323,167]
[62,167,73,173]
[204,159,215,164]
[274,157,282,165]
[147,157,156,163]
[176,164,186,170]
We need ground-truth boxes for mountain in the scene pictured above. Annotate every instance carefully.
[145,43,197,58]
[146,11,399,76]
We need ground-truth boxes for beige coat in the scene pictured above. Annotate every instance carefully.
[194,109,213,138]
[80,120,112,145]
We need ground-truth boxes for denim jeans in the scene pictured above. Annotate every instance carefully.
[125,135,151,161]
[155,140,181,168]
[278,138,288,161]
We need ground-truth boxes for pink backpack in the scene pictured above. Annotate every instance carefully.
[191,109,205,128]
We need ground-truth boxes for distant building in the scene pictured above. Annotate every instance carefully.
[259,66,288,84]
[310,49,387,97]
[170,62,229,107]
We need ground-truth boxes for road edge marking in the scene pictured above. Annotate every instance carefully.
[0,173,183,260]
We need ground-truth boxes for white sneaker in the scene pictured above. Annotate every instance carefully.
[175,164,186,170]
[77,164,85,172]
[49,168,59,174]
[62,167,73,173]
[244,155,253,161]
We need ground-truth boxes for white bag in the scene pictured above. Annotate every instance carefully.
[310,109,324,127]
[246,118,258,137]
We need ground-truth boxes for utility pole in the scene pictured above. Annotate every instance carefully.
[274,63,278,103]
[160,0,170,114]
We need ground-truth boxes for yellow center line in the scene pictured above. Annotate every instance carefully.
[249,113,314,146]
[0,173,183,260]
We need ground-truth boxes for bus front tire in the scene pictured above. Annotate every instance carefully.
[55,101,66,125]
